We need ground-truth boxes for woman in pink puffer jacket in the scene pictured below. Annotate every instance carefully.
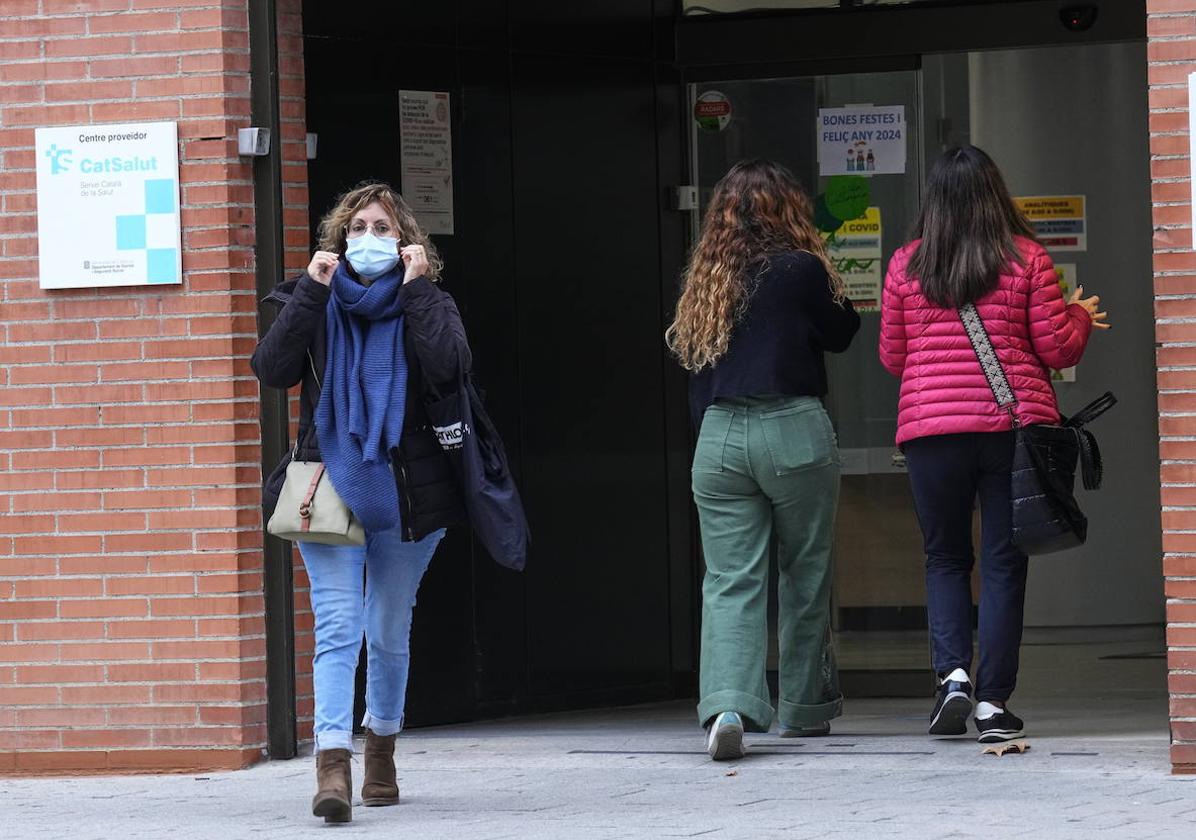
[879,145,1107,745]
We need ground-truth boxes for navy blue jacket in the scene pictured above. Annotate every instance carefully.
[689,251,861,425]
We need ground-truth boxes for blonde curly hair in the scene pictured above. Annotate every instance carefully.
[316,181,443,281]
[666,160,845,372]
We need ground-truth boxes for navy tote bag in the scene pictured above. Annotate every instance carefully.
[424,368,529,571]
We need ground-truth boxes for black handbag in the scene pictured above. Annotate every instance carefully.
[959,302,1116,556]
[423,362,530,571]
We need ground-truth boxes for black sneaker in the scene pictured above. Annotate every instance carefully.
[928,673,973,736]
[976,709,1025,743]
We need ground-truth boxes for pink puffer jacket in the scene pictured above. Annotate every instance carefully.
[879,236,1092,446]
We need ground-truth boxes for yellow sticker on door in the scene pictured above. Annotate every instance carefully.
[1014,195,1086,252]
[824,206,882,313]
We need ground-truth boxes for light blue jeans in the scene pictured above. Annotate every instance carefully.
[299,527,444,753]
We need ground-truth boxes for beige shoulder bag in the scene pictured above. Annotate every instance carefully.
[265,352,365,546]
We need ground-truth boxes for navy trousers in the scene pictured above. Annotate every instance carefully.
[903,431,1029,703]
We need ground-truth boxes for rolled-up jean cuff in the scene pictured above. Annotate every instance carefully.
[697,689,774,733]
[361,711,403,737]
[315,730,353,753]
[778,695,843,728]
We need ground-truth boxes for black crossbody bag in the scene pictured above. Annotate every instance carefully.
[959,302,1116,556]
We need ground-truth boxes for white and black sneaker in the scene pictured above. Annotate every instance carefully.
[928,668,973,736]
[975,705,1025,743]
[705,711,746,761]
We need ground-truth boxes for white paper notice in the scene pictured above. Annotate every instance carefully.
[817,106,906,177]
[400,90,454,236]
[35,121,181,289]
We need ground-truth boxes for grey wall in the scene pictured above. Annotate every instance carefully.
[968,43,1163,627]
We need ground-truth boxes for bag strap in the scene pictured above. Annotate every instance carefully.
[958,302,1020,427]
[307,348,323,391]
[298,463,326,532]
[1077,428,1103,490]
[1065,391,1117,428]
[1066,391,1114,491]
[292,350,323,460]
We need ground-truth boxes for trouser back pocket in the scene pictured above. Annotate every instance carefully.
[759,403,834,476]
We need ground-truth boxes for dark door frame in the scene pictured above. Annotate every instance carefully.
[258,0,702,748]
[248,0,298,760]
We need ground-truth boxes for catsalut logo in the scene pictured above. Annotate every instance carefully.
[45,143,72,174]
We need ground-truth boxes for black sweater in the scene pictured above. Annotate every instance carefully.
[689,251,861,425]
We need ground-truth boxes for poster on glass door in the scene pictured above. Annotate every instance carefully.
[824,206,883,312]
[1013,195,1086,252]
[817,106,906,176]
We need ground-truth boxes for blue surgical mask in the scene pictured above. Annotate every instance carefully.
[345,232,400,279]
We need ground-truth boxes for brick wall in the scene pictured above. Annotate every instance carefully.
[1149,0,1196,775]
[0,0,309,774]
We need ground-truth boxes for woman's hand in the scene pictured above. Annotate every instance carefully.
[307,251,339,286]
[401,243,429,285]
[1069,286,1111,330]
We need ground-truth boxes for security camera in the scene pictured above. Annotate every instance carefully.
[1060,4,1098,32]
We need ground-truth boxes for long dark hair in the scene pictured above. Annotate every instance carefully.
[666,159,844,371]
[908,145,1037,308]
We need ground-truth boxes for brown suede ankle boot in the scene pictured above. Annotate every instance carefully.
[312,748,353,823]
[361,729,400,806]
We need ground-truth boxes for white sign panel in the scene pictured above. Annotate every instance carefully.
[818,106,906,176]
[400,90,454,236]
[35,121,181,289]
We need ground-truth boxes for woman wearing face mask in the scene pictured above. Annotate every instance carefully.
[251,182,469,823]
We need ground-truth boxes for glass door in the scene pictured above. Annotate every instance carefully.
[690,69,934,694]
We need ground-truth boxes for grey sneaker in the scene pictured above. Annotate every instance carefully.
[705,712,745,761]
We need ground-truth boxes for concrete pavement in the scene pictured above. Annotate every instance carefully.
[5,642,1193,839]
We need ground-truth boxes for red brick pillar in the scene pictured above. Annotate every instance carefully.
[1150,0,1196,775]
[0,0,308,774]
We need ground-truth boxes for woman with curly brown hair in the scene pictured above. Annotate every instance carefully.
[252,182,470,821]
[667,160,860,760]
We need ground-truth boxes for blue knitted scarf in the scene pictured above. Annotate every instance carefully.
[315,262,408,533]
